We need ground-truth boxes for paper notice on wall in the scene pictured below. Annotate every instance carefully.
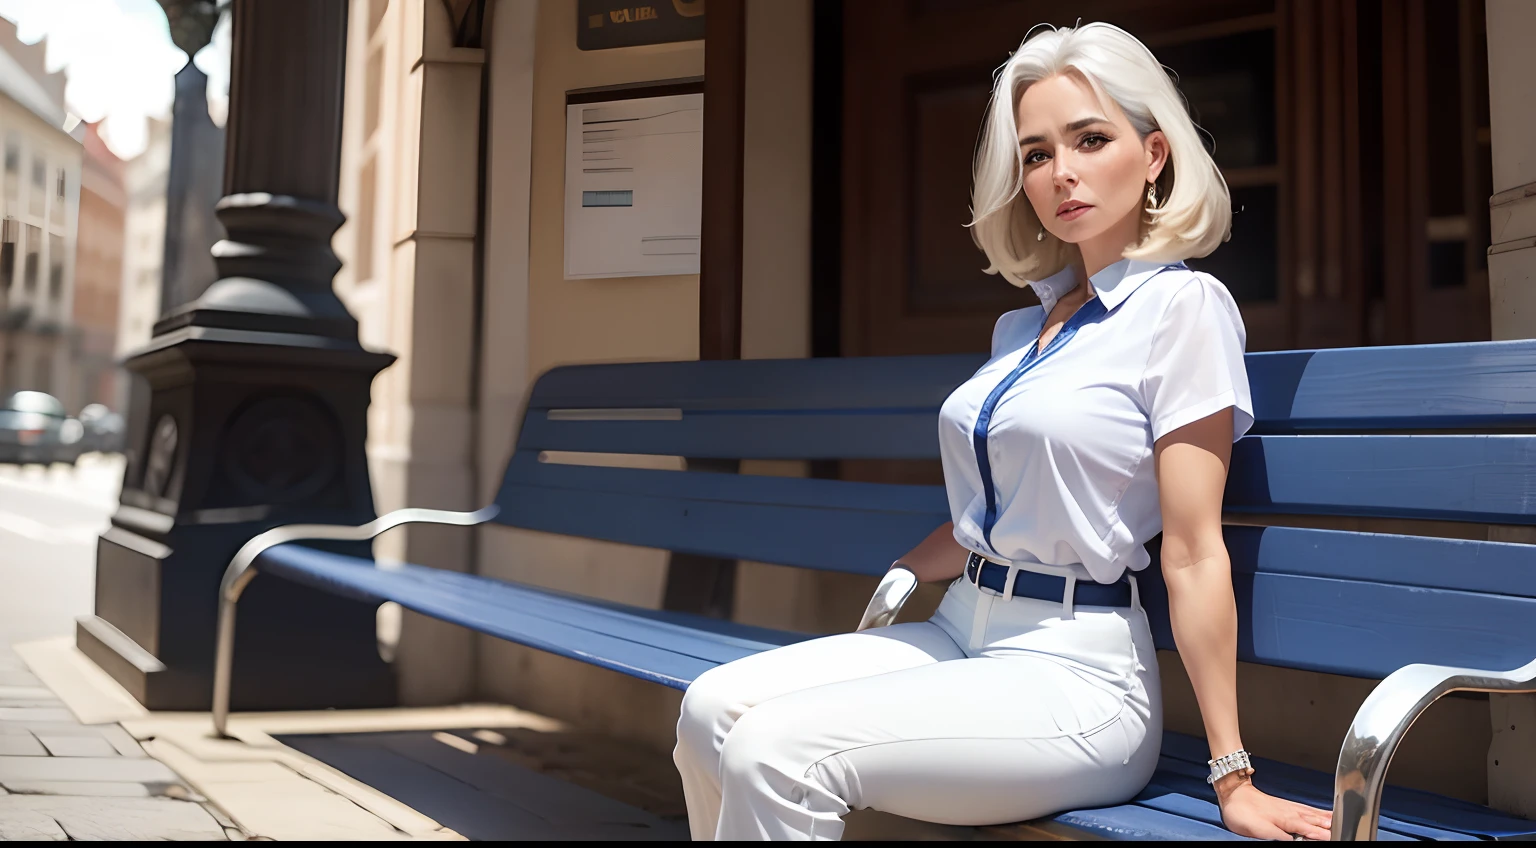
[563,93,703,279]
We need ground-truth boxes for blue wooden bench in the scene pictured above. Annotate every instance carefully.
[212,342,1536,840]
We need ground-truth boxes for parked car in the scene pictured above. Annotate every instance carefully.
[77,404,126,455]
[0,391,83,466]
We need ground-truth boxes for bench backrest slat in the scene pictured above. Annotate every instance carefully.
[1222,525,1536,599]
[1227,435,1536,523]
[518,413,946,460]
[1140,567,1536,679]
[1248,341,1536,432]
[495,452,945,575]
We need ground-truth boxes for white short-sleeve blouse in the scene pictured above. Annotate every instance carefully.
[937,258,1254,584]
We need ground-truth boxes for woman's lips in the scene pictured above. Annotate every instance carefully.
[1057,202,1092,221]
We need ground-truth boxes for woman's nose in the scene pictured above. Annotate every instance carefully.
[1052,152,1078,188]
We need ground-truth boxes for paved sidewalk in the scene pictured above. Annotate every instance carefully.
[0,647,236,840]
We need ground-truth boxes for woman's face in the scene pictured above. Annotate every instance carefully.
[1015,73,1168,260]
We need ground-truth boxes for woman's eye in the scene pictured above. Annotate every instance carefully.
[1081,134,1110,150]
[1023,150,1048,164]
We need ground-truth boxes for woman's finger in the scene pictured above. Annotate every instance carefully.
[1294,805,1332,825]
[1286,813,1332,841]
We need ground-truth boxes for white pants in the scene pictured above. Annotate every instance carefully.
[673,576,1163,840]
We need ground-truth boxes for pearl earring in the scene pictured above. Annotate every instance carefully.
[1037,228,1045,242]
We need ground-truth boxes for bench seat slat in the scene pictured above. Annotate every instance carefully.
[256,545,804,690]
[1140,570,1536,679]
[1156,733,1536,839]
[1051,802,1249,841]
[1146,758,1466,840]
[1227,435,1536,523]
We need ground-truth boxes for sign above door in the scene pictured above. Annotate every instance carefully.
[578,0,706,51]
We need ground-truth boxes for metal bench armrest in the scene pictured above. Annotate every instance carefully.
[1334,656,1536,840]
[855,566,919,631]
[213,505,499,737]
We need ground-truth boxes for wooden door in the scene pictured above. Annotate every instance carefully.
[835,0,1491,358]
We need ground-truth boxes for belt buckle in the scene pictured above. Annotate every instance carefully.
[965,552,984,587]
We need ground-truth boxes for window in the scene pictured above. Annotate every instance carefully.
[50,168,64,225]
[28,159,44,217]
[3,138,17,207]
[0,218,14,291]
[22,224,39,291]
[48,233,62,300]
[1160,28,1280,307]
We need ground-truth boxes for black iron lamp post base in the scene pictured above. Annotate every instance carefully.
[80,320,395,712]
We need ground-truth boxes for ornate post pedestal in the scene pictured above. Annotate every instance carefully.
[78,0,395,711]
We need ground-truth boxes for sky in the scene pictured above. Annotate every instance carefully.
[0,0,230,160]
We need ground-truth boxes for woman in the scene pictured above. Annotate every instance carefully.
[673,22,1332,841]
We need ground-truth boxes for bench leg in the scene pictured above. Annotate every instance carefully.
[212,567,261,739]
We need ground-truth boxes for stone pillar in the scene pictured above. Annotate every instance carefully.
[1484,0,1536,817]
[1487,0,1536,342]
[79,0,395,711]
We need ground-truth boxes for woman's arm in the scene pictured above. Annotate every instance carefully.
[895,521,970,583]
[1156,409,1331,841]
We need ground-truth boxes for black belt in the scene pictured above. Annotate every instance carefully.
[965,552,1133,607]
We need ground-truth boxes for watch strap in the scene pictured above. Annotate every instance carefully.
[1207,749,1254,785]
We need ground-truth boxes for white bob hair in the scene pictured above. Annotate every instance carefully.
[970,22,1231,285]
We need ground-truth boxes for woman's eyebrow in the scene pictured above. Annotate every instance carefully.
[1017,116,1111,146]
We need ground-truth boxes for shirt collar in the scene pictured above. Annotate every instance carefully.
[1026,259,1173,314]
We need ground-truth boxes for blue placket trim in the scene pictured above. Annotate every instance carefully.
[970,297,1108,555]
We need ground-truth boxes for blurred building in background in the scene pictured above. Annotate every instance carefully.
[115,117,168,400]
[0,19,81,406]
[72,121,125,413]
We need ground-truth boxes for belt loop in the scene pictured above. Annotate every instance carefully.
[1000,564,1019,602]
[1062,575,1076,619]
[1128,573,1141,612]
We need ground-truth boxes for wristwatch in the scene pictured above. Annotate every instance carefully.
[1207,749,1254,785]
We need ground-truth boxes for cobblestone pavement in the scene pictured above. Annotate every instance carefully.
[0,456,241,839]
[0,646,238,840]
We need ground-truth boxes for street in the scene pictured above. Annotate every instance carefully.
[0,456,120,650]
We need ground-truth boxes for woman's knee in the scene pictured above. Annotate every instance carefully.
[716,700,805,787]
[675,666,745,765]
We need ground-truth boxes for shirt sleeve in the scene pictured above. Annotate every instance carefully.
[1141,275,1254,443]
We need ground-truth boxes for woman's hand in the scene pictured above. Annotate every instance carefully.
[1216,775,1332,841]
